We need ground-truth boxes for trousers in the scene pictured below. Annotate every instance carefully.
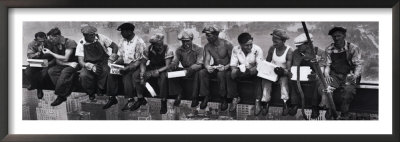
[260,76,289,102]
[25,66,49,90]
[48,65,78,98]
[228,68,262,99]
[168,68,200,98]
[79,62,110,95]
[198,69,230,98]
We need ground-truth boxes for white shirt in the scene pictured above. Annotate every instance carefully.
[271,45,290,68]
[75,34,113,57]
[230,44,264,69]
[117,35,146,64]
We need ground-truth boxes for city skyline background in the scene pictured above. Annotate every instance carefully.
[23,89,378,120]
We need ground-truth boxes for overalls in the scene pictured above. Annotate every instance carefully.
[79,41,110,96]
[326,50,356,114]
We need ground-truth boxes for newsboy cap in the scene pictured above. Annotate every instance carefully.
[294,33,313,46]
[328,26,347,35]
[117,23,135,31]
[202,25,220,34]
[270,29,290,40]
[81,25,97,34]
[149,33,165,43]
[178,30,194,41]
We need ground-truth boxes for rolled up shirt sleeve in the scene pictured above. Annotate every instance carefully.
[350,44,363,77]
[99,34,112,48]
[230,48,239,67]
[165,47,174,59]
[75,40,85,57]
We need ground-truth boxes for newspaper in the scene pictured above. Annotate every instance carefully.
[256,61,279,82]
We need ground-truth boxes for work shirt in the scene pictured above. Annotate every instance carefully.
[75,34,113,57]
[52,36,78,62]
[325,40,362,77]
[204,38,233,66]
[143,44,174,69]
[171,44,204,68]
[230,44,264,69]
[117,35,147,64]
[27,40,52,59]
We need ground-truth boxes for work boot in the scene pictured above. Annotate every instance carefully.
[325,108,333,120]
[37,89,43,99]
[254,99,262,116]
[310,106,320,119]
[220,98,228,111]
[191,97,199,108]
[103,96,118,109]
[261,102,270,116]
[130,98,146,111]
[229,97,240,112]
[88,93,96,101]
[160,100,167,114]
[200,96,209,109]
[174,95,182,107]
[121,98,135,111]
[51,96,66,106]
[288,105,299,116]
[282,102,289,116]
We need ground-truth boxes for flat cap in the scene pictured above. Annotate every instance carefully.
[149,33,165,43]
[117,23,135,31]
[202,25,220,34]
[178,30,194,41]
[294,33,313,46]
[328,26,347,35]
[81,25,97,34]
[270,29,290,40]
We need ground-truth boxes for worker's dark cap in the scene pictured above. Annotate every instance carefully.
[328,26,347,35]
[117,23,135,31]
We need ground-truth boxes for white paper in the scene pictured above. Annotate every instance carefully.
[167,70,187,78]
[145,83,157,97]
[27,59,48,67]
[290,66,312,81]
[110,64,124,75]
[256,61,278,82]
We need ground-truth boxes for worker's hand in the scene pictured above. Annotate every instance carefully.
[42,48,53,54]
[238,64,246,73]
[274,67,285,76]
[109,53,119,62]
[206,66,215,73]
[84,62,95,71]
[216,64,226,72]
[68,62,78,68]
[346,73,357,84]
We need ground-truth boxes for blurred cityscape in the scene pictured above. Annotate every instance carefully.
[23,89,378,120]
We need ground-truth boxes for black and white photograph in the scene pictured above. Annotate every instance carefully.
[21,21,379,121]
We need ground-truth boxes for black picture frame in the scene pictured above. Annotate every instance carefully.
[0,0,398,142]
